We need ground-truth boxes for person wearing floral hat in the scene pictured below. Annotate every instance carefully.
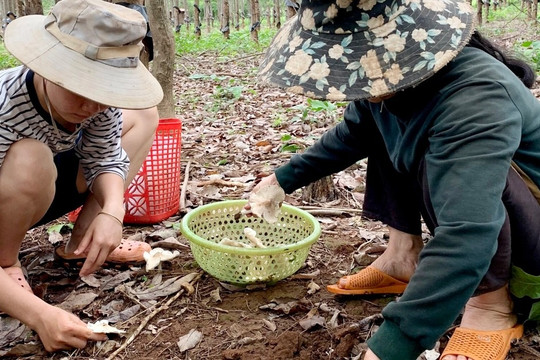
[0,0,163,352]
[251,0,540,359]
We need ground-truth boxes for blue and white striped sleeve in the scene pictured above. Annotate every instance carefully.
[75,108,129,190]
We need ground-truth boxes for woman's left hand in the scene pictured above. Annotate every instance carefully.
[76,212,123,276]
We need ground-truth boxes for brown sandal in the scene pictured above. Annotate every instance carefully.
[327,266,408,295]
[55,239,151,269]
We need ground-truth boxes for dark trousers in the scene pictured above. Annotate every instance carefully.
[31,149,88,228]
[361,125,540,299]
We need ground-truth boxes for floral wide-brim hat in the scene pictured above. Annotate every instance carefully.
[258,0,475,101]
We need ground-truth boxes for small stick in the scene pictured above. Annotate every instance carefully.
[106,274,201,360]
[193,178,246,187]
[179,160,191,211]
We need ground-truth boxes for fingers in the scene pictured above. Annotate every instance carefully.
[79,246,108,276]
[78,216,122,276]
[74,232,91,256]
[36,307,109,352]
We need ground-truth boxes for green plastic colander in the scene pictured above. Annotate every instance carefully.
[180,200,321,285]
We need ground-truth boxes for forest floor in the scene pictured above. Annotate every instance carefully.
[2,16,540,360]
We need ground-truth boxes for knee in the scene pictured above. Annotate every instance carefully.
[1,139,56,194]
[122,106,159,137]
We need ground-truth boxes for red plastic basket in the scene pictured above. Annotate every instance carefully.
[123,118,182,224]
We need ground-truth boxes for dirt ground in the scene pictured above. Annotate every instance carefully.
[2,18,540,360]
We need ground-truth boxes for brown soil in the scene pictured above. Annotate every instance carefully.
[2,16,540,360]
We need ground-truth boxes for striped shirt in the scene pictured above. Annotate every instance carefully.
[0,65,129,188]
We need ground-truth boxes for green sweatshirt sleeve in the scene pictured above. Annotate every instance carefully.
[275,101,373,193]
[367,62,526,358]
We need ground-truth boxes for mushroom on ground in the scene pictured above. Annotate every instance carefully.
[143,247,180,271]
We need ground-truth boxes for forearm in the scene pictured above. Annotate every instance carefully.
[90,172,125,219]
[276,104,371,193]
[0,268,50,329]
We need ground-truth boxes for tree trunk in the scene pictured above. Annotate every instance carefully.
[301,176,339,203]
[16,0,23,17]
[204,0,211,33]
[476,0,482,25]
[249,0,259,43]
[146,0,175,119]
[274,0,280,28]
[182,0,189,31]
[194,0,201,38]
[235,0,240,29]
[25,0,43,15]
[220,0,229,39]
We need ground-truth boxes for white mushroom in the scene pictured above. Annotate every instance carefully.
[245,184,285,223]
[243,227,266,248]
[143,247,180,271]
[219,238,252,248]
[87,320,125,334]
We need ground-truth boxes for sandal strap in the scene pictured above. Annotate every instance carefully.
[441,325,523,360]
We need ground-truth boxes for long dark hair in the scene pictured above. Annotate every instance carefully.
[466,31,536,88]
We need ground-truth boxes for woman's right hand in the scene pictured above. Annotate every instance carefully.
[33,304,107,352]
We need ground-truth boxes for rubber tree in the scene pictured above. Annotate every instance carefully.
[146,0,176,118]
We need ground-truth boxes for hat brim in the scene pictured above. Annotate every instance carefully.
[258,0,476,101]
[4,15,163,109]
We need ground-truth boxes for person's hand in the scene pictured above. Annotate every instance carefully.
[244,173,281,212]
[33,304,107,352]
[74,212,123,276]
[364,348,381,360]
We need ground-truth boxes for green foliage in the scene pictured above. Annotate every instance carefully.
[175,25,277,57]
[509,265,540,299]
[47,223,73,233]
[291,98,346,123]
[0,43,19,70]
[515,40,540,73]
[280,134,301,153]
[214,85,244,100]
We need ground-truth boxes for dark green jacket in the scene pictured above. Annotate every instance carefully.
[274,46,540,359]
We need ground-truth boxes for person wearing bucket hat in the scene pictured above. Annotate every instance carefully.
[0,0,164,352]
[249,0,540,359]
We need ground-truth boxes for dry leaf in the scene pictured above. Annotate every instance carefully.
[177,328,203,352]
[262,319,276,332]
[47,231,63,245]
[209,287,221,302]
[307,280,320,295]
[299,315,325,330]
[80,274,101,288]
[58,292,98,312]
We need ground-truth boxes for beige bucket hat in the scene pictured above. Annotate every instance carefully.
[258,0,476,101]
[4,0,163,109]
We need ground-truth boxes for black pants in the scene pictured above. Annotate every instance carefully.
[31,149,88,228]
[362,124,540,299]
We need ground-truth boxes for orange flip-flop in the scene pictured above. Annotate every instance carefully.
[4,262,33,293]
[327,266,408,295]
[440,324,523,360]
[55,239,151,268]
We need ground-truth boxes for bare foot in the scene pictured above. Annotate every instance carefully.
[441,286,517,360]
[369,227,423,282]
